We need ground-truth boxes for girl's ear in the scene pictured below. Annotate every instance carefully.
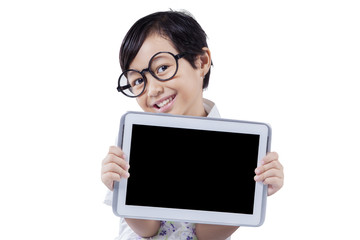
[197,47,211,77]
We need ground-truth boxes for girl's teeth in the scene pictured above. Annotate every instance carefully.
[157,97,173,108]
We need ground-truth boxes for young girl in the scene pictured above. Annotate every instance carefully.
[101,10,284,240]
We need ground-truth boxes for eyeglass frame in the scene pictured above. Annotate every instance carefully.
[117,51,187,98]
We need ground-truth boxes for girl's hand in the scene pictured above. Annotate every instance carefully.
[101,146,130,190]
[254,152,284,196]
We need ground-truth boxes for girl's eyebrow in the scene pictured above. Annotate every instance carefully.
[150,54,171,64]
[126,71,138,78]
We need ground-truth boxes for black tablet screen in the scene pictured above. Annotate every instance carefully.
[125,124,259,214]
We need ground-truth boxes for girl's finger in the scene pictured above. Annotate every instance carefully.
[262,177,284,196]
[108,145,126,158]
[254,168,282,182]
[102,153,129,171]
[261,152,279,165]
[102,162,130,178]
[255,159,283,175]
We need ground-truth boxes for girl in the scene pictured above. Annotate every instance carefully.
[101,10,284,240]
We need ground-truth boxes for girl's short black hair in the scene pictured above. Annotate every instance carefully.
[119,10,211,89]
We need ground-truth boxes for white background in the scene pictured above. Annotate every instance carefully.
[0,0,359,239]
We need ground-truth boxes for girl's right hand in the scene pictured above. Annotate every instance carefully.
[101,146,130,190]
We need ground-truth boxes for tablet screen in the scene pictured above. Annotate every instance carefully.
[126,124,260,215]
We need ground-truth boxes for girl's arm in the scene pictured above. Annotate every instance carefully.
[102,146,160,237]
[125,219,161,238]
[195,224,238,240]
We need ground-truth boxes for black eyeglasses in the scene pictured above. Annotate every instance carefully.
[117,51,186,98]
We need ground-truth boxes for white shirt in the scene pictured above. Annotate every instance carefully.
[105,99,231,240]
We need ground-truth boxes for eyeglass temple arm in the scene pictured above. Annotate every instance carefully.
[117,84,131,92]
[175,53,186,60]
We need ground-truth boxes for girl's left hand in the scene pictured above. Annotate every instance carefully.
[254,152,284,196]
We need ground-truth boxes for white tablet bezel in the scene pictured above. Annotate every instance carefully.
[113,112,271,227]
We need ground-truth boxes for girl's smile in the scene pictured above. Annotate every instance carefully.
[151,94,176,113]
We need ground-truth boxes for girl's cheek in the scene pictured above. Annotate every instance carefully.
[138,99,155,113]
[136,97,147,110]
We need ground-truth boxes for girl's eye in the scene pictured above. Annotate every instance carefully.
[157,65,169,74]
[132,78,144,86]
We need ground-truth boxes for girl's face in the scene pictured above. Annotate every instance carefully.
[129,34,210,117]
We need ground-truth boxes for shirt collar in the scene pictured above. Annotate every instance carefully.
[203,98,220,118]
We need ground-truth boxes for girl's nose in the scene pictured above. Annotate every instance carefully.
[146,75,164,98]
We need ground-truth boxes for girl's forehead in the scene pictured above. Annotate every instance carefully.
[129,34,177,69]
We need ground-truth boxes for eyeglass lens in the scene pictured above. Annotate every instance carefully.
[119,52,178,97]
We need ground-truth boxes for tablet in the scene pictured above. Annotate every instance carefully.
[113,112,271,227]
